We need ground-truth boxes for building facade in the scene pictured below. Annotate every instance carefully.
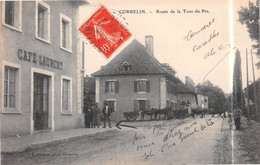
[177,77,208,110]
[92,38,180,121]
[0,1,87,137]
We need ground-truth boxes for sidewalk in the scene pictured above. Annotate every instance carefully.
[1,126,117,153]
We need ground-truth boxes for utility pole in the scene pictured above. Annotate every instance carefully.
[246,49,250,118]
[251,49,258,119]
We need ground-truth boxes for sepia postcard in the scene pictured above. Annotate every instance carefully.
[0,0,259,164]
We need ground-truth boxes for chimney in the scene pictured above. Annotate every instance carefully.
[145,35,154,56]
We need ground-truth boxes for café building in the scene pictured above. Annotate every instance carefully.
[0,1,87,137]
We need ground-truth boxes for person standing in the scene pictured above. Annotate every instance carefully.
[228,114,233,130]
[233,105,242,130]
[103,103,112,128]
[95,103,102,127]
[92,103,100,128]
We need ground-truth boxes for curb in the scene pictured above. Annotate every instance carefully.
[2,129,117,154]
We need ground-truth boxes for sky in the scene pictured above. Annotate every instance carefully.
[79,0,259,93]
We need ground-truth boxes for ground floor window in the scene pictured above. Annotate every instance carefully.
[61,76,72,113]
[134,99,150,111]
[104,100,116,112]
[3,62,20,113]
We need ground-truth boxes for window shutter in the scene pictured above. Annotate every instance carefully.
[145,100,150,110]
[146,81,150,93]
[134,100,138,111]
[105,81,108,93]
[134,81,137,93]
[115,81,119,93]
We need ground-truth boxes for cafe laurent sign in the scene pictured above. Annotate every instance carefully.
[18,49,63,70]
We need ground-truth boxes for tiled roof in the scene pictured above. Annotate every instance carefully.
[92,39,169,76]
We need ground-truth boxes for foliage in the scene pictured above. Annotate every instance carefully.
[233,49,243,109]
[197,80,228,113]
[238,0,260,68]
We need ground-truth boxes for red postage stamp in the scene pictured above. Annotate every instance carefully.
[79,5,131,58]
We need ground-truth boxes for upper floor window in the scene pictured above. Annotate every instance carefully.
[134,80,150,93]
[60,13,72,52]
[2,1,22,32]
[105,80,119,93]
[122,61,130,72]
[36,1,50,43]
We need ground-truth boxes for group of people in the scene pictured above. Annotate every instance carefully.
[85,102,113,128]
[228,105,242,130]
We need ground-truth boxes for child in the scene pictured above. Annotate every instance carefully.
[228,114,233,130]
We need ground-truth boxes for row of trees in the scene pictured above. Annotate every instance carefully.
[196,80,230,114]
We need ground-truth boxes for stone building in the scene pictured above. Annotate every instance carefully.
[92,37,180,121]
[0,1,87,137]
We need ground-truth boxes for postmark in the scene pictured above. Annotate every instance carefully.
[79,5,131,58]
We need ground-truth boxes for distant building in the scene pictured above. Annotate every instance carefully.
[177,76,208,110]
[0,1,87,137]
[92,37,180,121]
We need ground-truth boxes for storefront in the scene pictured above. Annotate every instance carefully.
[0,1,87,137]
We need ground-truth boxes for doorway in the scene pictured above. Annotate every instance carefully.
[33,73,49,130]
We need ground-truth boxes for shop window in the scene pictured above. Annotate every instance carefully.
[2,1,22,32]
[60,13,72,52]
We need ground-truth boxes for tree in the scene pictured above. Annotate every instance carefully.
[197,81,228,113]
[238,0,260,69]
[233,49,243,110]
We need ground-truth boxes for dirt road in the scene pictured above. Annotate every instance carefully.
[2,116,226,165]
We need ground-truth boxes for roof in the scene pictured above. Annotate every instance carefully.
[177,81,195,93]
[92,39,171,76]
[69,0,89,5]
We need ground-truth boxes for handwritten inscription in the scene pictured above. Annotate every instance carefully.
[132,132,146,145]
[184,18,215,41]
[131,118,218,160]
[193,30,219,52]
[183,18,235,60]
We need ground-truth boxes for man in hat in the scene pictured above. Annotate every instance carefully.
[102,103,112,128]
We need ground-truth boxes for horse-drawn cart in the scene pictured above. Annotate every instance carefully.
[123,111,140,121]
[123,108,189,121]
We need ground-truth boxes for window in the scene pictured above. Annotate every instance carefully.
[61,76,72,113]
[60,13,72,52]
[105,80,119,93]
[36,1,50,43]
[134,99,150,111]
[2,62,21,113]
[2,1,22,31]
[4,67,16,108]
[134,80,150,93]
[104,100,116,112]
[122,61,130,71]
